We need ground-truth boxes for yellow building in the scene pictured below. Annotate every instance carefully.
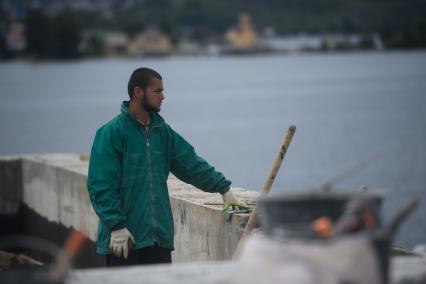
[225,13,260,51]
[128,27,173,57]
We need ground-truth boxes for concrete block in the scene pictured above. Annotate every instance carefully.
[168,175,255,262]
[55,166,98,241]
[21,158,61,224]
[20,154,98,241]
[1,153,257,264]
[0,157,22,215]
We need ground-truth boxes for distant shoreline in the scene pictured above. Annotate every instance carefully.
[2,48,426,63]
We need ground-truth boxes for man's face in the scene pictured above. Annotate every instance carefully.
[141,77,164,113]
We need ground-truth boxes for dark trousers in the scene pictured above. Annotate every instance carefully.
[105,244,172,267]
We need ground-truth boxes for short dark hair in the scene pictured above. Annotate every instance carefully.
[127,67,162,98]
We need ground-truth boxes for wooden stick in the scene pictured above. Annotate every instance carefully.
[244,125,296,235]
[233,125,296,258]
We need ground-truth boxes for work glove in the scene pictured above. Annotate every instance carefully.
[222,190,249,212]
[109,228,136,259]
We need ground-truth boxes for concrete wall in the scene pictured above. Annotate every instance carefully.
[0,156,22,216]
[169,187,254,261]
[20,154,98,242]
[0,154,257,263]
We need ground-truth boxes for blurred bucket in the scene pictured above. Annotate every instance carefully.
[257,191,389,283]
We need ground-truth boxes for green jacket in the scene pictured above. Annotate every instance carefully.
[87,101,231,254]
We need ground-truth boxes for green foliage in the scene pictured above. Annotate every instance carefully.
[114,0,426,48]
[25,9,81,59]
[25,9,51,58]
[50,11,82,59]
[13,0,426,59]
[0,26,9,59]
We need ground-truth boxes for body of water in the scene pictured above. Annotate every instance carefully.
[1,51,425,248]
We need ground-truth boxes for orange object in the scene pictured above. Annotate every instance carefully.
[64,230,87,258]
[312,216,334,239]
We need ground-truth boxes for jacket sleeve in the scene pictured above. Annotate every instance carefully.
[169,126,231,194]
[87,123,126,231]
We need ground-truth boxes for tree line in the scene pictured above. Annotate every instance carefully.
[1,0,425,59]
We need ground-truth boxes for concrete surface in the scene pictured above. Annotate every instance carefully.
[67,256,426,284]
[68,261,236,284]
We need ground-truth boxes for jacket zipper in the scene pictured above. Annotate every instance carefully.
[144,124,161,244]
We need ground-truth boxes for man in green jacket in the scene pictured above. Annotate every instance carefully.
[87,67,247,266]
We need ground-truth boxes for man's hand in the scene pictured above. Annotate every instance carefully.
[109,228,136,259]
[222,190,249,212]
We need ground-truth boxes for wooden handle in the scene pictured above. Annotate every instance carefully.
[242,125,296,238]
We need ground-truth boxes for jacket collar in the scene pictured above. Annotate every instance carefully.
[121,101,164,127]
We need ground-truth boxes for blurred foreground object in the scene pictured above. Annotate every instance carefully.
[235,233,380,284]
[49,230,88,282]
[231,191,419,284]
[0,230,87,284]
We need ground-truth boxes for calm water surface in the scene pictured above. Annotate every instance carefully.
[1,51,425,248]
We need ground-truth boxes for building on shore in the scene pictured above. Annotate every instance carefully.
[102,31,129,56]
[224,13,269,54]
[127,27,173,57]
[176,39,201,55]
[5,22,26,52]
[321,33,384,51]
[79,30,129,57]
[264,33,385,53]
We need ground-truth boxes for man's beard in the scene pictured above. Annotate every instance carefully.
[141,94,160,113]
